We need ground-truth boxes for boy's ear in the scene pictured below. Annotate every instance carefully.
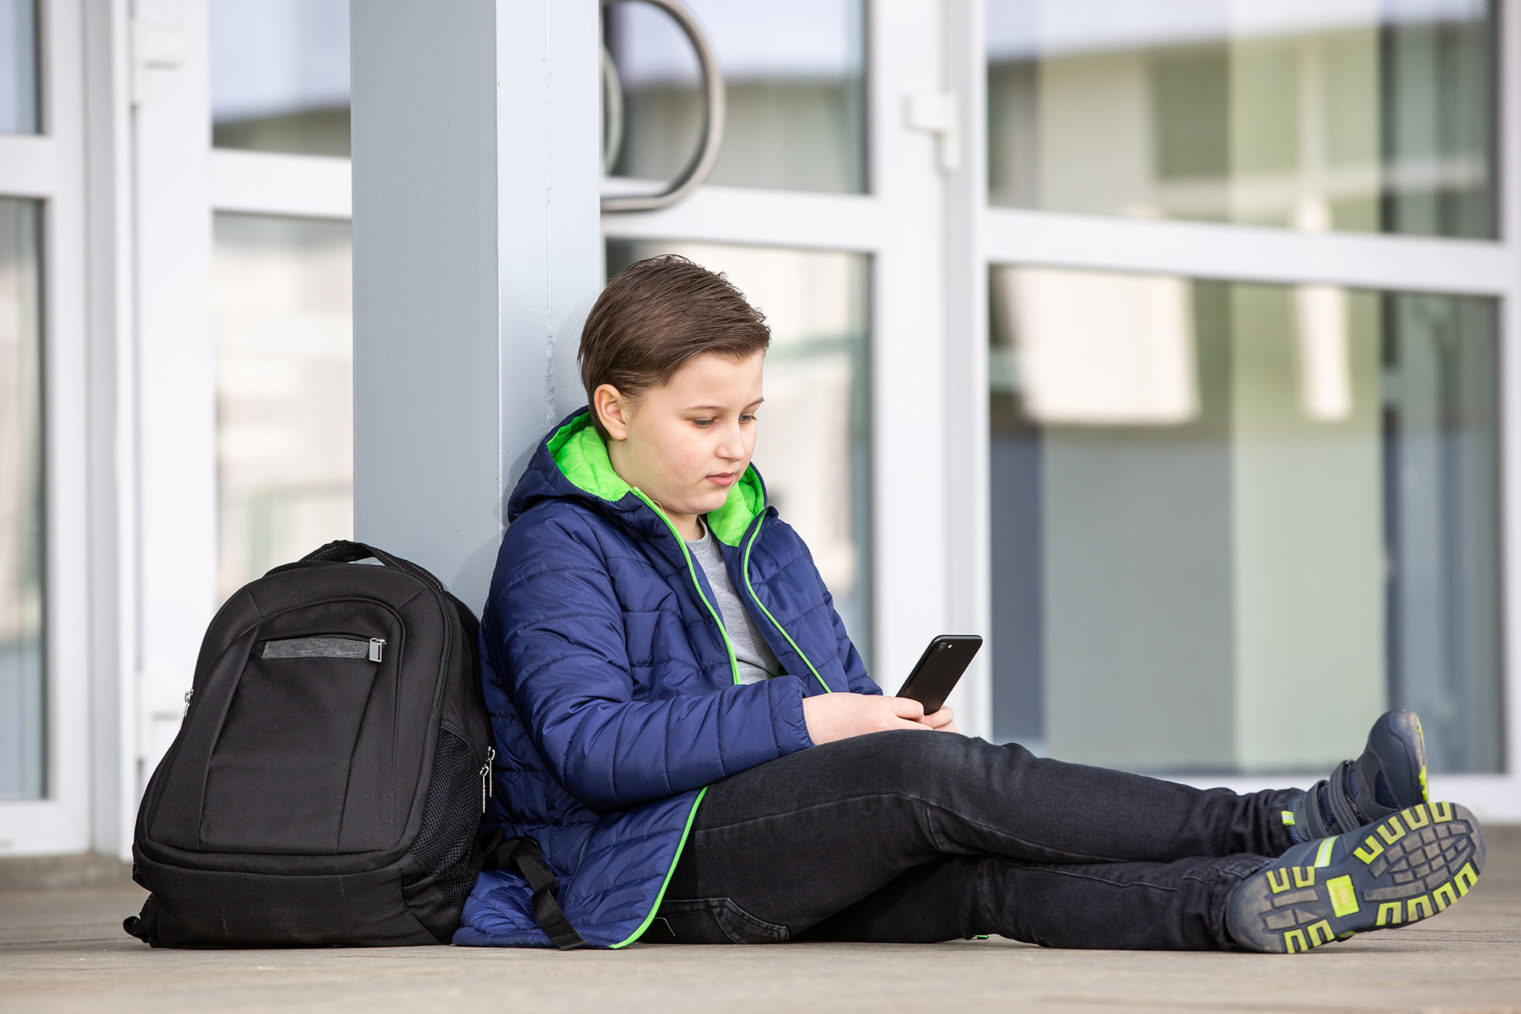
[593,383,631,440]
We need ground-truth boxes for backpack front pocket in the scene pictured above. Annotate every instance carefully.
[198,632,392,854]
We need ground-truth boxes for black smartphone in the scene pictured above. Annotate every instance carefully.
[895,634,982,715]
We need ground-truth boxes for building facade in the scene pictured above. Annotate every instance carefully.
[2,0,1518,857]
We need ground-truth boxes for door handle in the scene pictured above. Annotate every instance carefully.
[600,0,726,213]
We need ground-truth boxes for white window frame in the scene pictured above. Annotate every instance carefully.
[953,1,1521,821]
[0,0,91,854]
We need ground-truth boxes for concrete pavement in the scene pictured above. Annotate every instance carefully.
[2,826,1518,1013]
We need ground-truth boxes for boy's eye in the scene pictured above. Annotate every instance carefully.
[740,414,757,424]
[691,418,714,428]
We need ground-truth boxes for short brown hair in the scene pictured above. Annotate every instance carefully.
[579,255,771,438]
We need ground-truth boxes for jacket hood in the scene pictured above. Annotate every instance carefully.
[507,408,767,546]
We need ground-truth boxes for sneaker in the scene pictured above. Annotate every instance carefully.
[1228,801,1484,954]
[1287,709,1429,842]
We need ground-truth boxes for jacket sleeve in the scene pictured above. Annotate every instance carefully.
[487,510,815,813]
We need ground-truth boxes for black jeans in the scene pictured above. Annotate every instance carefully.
[648,731,1300,950]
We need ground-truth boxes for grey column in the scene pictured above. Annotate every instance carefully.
[350,0,602,609]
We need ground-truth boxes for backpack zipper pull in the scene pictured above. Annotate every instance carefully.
[368,638,385,662]
[182,689,194,717]
[480,746,496,813]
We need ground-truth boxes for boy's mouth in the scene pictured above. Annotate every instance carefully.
[706,472,738,487]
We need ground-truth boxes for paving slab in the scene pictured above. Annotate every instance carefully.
[2,827,1518,1014]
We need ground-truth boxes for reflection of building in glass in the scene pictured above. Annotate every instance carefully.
[212,215,353,603]
[605,0,866,194]
[989,266,1502,774]
[210,0,351,155]
[0,198,43,800]
[987,0,1495,238]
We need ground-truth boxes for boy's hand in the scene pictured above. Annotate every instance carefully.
[920,705,959,735]
[803,693,960,745]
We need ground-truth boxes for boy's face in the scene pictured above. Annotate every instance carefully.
[597,350,765,541]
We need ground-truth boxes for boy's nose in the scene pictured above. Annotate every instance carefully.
[717,425,745,460]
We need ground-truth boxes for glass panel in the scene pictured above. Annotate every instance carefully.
[605,0,866,193]
[0,0,39,134]
[606,242,873,664]
[987,1,1497,239]
[988,265,1501,774]
[213,214,353,602]
[210,0,350,157]
[0,198,44,800]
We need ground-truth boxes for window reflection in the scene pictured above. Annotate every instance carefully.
[211,0,350,157]
[987,0,1497,238]
[0,197,44,799]
[989,266,1501,774]
[213,215,353,601]
[0,0,39,135]
[605,0,866,193]
[606,241,873,664]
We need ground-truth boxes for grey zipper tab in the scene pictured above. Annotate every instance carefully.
[261,635,384,662]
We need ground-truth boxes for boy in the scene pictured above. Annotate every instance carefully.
[456,255,1484,952]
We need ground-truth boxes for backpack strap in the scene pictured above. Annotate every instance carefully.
[299,540,445,593]
[479,829,589,950]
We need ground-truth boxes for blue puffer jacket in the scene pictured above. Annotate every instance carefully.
[454,409,880,948]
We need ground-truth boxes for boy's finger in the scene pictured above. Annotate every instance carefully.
[923,706,955,729]
[890,697,926,720]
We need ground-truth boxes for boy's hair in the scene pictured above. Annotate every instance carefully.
[579,255,771,439]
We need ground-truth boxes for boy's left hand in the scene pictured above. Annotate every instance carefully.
[919,706,960,734]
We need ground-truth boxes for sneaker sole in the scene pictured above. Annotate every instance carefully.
[1229,802,1484,954]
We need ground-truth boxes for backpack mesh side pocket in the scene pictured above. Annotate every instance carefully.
[408,728,485,930]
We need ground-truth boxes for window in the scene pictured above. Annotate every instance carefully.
[212,214,353,600]
[605,0,866,193]
[988,266,1501,775]
[0,197,43,800]
[987,0,1497,238]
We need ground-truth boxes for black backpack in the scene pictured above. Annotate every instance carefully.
[124,541,494,947]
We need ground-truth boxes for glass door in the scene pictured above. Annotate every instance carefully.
[0,0,91,854]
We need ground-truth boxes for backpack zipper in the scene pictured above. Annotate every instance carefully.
[480,746,496,813]
[260,635,387,662]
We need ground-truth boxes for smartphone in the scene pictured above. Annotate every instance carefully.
[895,634,982,715]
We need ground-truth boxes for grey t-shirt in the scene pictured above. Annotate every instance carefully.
[685,519,783,685]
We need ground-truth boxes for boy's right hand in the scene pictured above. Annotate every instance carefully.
[802,692,930,745]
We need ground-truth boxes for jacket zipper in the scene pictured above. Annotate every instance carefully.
[739,513,832,694]
[631,489,742,685]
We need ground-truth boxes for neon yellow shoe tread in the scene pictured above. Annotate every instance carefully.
[1225,801,1485,954]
